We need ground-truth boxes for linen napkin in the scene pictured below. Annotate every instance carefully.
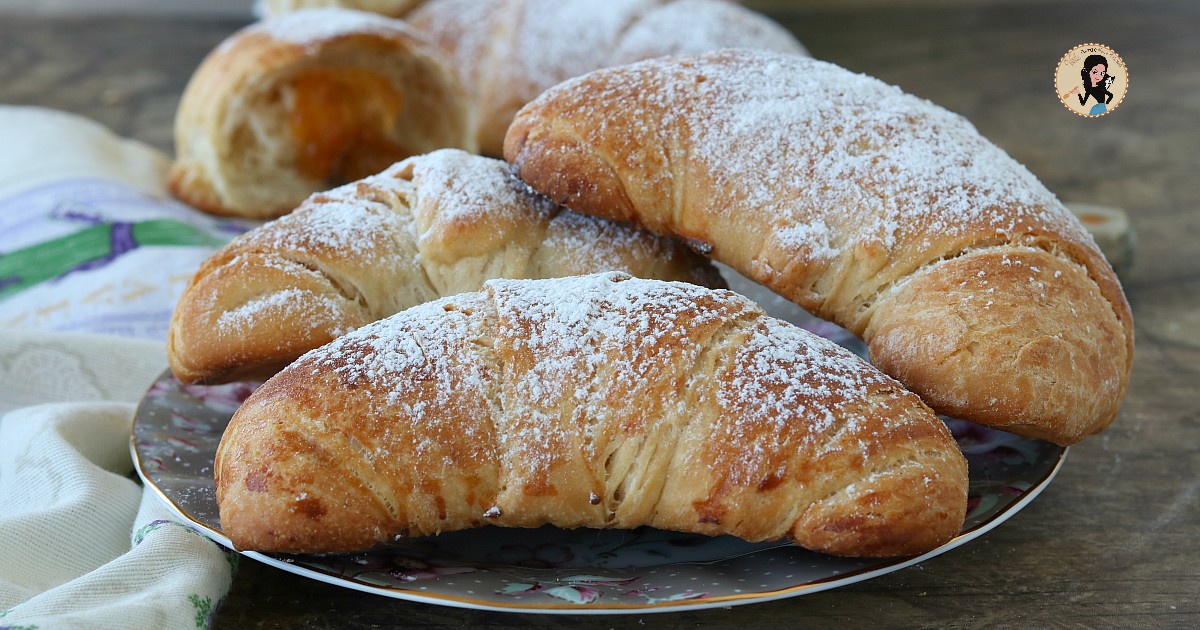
[0,332,236,630]
[0,106,252,340]
[0,107,241,629]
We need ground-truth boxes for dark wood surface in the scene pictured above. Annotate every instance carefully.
[2,1,1196,627]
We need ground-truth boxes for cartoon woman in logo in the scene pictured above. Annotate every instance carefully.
[1066,54,1116,115]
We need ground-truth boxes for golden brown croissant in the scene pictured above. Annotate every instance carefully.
[504,49,1133,446]
[408,0,807,156]
[168,9,472,219]
[215,272,968,557]
[167,149,722,384]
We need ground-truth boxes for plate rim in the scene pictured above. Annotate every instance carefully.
[130,369,1068,615]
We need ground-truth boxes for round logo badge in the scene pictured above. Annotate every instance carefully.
[1056,43,1127,117]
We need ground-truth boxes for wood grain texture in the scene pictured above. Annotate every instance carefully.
[2,0,1196,627]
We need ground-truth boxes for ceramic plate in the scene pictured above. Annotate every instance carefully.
[130,273,1067,614]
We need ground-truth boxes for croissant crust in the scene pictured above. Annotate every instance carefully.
[504,50,1133,445]
[215,273,968,558]
[167,150,723,384]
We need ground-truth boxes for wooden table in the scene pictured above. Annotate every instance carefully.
[2,1,1196,627]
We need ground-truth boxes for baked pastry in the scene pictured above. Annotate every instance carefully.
[168,9,471,219]
[215,272,969,557]
[505,49,1134,445]
[408,0,807,156]
[167,149,722,384]
[257,0,425,19]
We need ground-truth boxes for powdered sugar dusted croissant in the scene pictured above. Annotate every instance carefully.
[409,0,807,156]
[215,273,968,557]
[168,9,472,219]
[505,49,1133,445]
[167,150,722,384]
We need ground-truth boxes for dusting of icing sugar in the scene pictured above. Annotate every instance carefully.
[413,0,804,140]
[721,317,885,419]
[248,193,398,261]
[388,149,708,282]
[216,287,350,337]
[288,273,932,514]
[203,149,719,382]
[774,221,837,260]
[309,297,498,479]
[407,0,497,88]
[542,210,661,269]
[611,0,807,65]
[710,314,905,484]
[235,148,674,270]
[306,293,493,438]
[539,50,1094,265]
[481,273,903,475]
[248,7,416,49]
[483,274,736,481]
[486,272,739,382]
[403,149,559,233]
[508,0,661,101]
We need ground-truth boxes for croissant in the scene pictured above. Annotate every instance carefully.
[215,272,968,557]
[167,149,722,384]
[504,50,1134,446]
[168,9,472,219]
[408,0,807,156]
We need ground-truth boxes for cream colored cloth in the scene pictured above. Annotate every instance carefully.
[0,332,236,630]
[0,106,253,340]
[0,107,238,629]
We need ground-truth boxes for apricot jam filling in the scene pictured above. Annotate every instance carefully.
[287,68,412,184]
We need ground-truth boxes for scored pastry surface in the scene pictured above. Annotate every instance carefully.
[167,150,723,384]
[504,49,1133,445]
[215,273,968,558]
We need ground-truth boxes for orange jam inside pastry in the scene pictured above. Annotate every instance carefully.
[288,68,411,184]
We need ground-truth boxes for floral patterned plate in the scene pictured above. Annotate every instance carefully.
[130,272,1067,614]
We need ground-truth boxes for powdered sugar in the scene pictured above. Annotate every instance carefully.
[403,148,559,233]
[216,287,350,337]
[775,221,837,261]
[247,193,398,262]
[298,273,906,491]
[536,50,1094,268]
[250,7,416,49]
[308,293,495,448]
[510,0,658,96]
[612,0,807,64]
[198,149,720,381]
[485,273,733,406]
[410,0,805,153]
[722,317,883,416]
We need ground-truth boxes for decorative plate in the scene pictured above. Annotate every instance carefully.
[130,274,1067,614]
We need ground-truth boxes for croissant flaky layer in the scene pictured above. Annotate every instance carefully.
[168,9,473,219]
[215,273,968,557]
[504,49,1133,445]
[167,149,722,384]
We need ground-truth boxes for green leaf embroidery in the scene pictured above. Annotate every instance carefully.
[188,594,213,629]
